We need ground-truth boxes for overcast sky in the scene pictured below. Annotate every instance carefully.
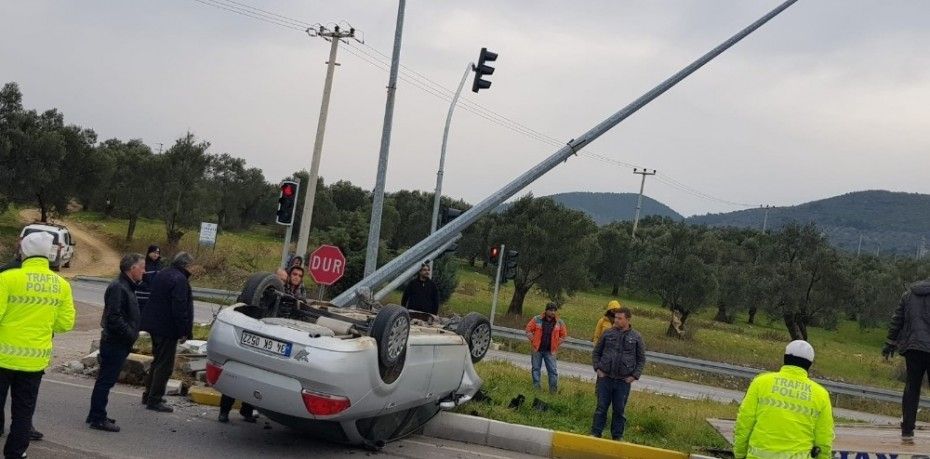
[2,1,928,217]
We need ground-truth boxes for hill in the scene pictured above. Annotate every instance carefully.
[686,190,930,255]
[541,192,683,225]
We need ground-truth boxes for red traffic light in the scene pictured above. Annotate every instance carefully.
[281,183,296,198]
[489,245,500,264]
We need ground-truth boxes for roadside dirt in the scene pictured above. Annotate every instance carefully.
[18,209,121,278]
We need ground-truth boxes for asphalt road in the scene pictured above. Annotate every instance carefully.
[70,279,221,324]
[11,373,540,459]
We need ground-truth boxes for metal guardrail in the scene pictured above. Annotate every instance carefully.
[72,275,239,302]
[491,325,930,408]
[72,275,927,407]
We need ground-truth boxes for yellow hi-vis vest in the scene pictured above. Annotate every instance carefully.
[733,365,834,459]
[0,257,75,372]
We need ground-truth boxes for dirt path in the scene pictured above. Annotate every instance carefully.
[18,209,121,278]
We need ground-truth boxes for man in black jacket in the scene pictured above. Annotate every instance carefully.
[140,252,194,413]
[401,263,439,314]
[590,306,645,441]
[135,245,162,308]
[883,279,930,440]
[85,254,145,432]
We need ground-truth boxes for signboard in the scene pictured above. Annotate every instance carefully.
[199,222,218,246]
[308,245,346,286]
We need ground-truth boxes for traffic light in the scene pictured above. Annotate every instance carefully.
[440,207,463,227]
[276,180,299,225]
[488,245,500,265]
[472,47,498,93]
[504,250,519,281]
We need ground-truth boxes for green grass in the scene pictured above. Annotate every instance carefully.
[425,265,900,390]
[459,360,734,453]
[70,212,290,290]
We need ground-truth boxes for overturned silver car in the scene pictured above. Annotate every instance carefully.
[206,273,491,448]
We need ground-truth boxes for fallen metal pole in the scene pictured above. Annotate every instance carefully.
[332,0,798,307]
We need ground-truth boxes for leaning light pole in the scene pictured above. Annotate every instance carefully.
[333,0,799,307]
[429,63,473,237]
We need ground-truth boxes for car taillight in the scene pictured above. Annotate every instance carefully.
[206,361,223,385]
[301,389,350,416]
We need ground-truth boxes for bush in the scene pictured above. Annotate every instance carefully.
[433,255,460,305]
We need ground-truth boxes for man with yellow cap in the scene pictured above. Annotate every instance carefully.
[733,340,834,459]
[593,300,622,344]
[0,231,76,458]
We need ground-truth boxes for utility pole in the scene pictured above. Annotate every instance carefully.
[364,0,406,277]
[294,24,360,263]
[761,205,772,233]
[631,168,656,238]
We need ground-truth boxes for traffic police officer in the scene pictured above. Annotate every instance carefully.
[733,340,834,459]
[0,231,75,459]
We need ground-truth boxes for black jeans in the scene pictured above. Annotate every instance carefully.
[590,376,631,440]
[902,350,930,434]
[87,340,132,423]
[143,335,177,405]
[0,368,43,459]
[219,394,254,416]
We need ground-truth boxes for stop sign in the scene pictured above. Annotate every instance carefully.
[308,245,346,286]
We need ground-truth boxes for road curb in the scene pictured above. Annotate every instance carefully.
[423,412,713,458]
[187,386,239,409]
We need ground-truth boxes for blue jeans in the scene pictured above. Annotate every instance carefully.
[591,376,631,440]
[531,351,558,392]
[87,340,132,423]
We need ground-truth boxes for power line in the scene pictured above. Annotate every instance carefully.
[188,0,757,210]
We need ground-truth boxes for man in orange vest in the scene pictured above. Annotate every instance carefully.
[525,302,567,393]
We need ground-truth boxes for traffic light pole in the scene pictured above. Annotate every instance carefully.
[280,224,294,268]
[330,0,798,308]
[430,63,472,237]
[489,244,505,327]
[295,26,357,263]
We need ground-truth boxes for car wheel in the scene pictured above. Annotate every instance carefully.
[238,272,284,318]
[370,305,409,382]
[456,312,492,363]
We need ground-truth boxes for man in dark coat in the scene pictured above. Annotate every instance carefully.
[135,245,162,308]
[884,279,930,440]
[85,253,145,432]
[401,263,439,314]
[591,306,646,441]
[140,252,194,413]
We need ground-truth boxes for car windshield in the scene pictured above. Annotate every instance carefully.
[22,228,60,244]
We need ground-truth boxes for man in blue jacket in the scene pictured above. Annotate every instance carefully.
[140,252,194,413]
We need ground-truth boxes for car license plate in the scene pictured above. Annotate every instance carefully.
[240,331,292,357]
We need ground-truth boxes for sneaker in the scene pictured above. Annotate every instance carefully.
[146,402,174,413]
[88,420,120,432]
[28,429,43,441]
[218,412,229,423]
[240,412,259,423]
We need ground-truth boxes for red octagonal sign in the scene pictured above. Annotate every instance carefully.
[308,245,346,286]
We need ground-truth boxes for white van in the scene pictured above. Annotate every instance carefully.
[19,222,76,270]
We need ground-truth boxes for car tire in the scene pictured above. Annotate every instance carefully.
[456,312,492,363]
[370,305,410,381]
[238,272,284,318]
